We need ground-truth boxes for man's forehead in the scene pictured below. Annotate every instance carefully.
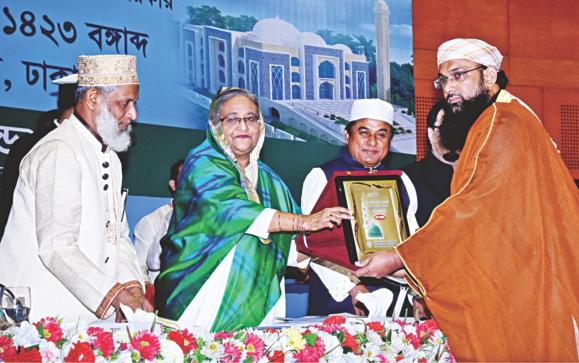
[354,118,392,130]
[108,84,139,99]
[438,58,478,74]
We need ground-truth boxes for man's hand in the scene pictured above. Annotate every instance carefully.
[112,285,154,322]
[354,251,403,278]
[349,283,369,316]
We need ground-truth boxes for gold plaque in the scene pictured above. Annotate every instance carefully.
[336,175,409,263]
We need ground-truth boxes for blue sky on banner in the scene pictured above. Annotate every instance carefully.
[180,0,414,64]
[0,0,184,127]
[0,0,413,129]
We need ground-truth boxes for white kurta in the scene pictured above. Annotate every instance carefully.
[0,116,145,322]
[301,167,419,306]
[133,203,173,282]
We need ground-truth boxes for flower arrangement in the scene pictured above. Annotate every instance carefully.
[0,315,454,362]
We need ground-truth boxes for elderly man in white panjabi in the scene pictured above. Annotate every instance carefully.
[0,55,152,322]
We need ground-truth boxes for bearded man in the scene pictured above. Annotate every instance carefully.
[355,39,579,361]
[0,55,152,322]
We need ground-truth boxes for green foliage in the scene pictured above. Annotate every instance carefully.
[390,62,415,115]
[304,333,318,347]
[186,5,257,32]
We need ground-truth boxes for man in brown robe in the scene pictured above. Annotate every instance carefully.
[355,38,579,361]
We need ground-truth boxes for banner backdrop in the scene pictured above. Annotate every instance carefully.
[0,0,415,230]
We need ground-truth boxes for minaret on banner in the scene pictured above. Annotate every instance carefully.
[375,0,391,101]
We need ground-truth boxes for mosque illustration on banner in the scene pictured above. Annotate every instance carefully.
[180,0,416,154]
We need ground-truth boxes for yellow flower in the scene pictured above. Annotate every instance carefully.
[284,328,305,351]
[207,341,219,353]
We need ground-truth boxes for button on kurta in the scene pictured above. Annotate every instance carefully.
[102,162,109,168]
[102,173,109,180]
[103,184,109,191]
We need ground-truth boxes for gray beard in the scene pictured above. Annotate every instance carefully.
[95,102,132,152]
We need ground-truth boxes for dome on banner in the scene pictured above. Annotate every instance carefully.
[250,17,300,46]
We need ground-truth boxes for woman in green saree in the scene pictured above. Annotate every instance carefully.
[155,88,351,332]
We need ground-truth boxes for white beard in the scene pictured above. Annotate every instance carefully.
[95,102,132,152]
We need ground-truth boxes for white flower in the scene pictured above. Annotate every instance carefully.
[318,332,343,362]
[159,339,184,363]
[260,330,282,351]
[343,352,366,363]
[201,340,224,359]
[402,324,417,336]
[9,321,41,347]
[38,340,60,362]
[362,342,382,362]
[343,321,365,335]
[365,330,382,346]
[113,329,131,345]
[60,319,89,340]
[116,350,134,363]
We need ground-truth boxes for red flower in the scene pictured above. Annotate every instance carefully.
[418,358,427,363]
[34,317,64,344]
[317,324,345,334]
[221,342,241,363]
[213,331,233,340]
[167,329,198,354]
[267,350,285,362]
[244,333,265,361]
[3,347,42,362]
[323,315,346,325]
[376,353,388,362]
[416,320,436,341]
[294,346,321,362]
[367,321,384,333]
[0,336,17,360]
[64,342,96,362]
[342,332,360,354]
[131,331,161,361]
[88,327,115,358]
[405,332,421,349]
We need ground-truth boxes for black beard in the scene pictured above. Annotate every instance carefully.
[439,89,490,159]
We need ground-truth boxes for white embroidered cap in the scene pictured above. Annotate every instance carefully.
[437,38,503,70]
[76,54,139,87]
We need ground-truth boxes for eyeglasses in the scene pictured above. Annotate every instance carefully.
[433,66,486,90]
[220,115,261,126]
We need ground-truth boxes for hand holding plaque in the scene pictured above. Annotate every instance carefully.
[295,170,410,270]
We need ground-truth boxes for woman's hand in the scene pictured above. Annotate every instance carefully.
[303,207,353,232]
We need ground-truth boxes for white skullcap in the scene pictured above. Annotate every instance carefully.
[437,38,503,70]
[349,98,394,126]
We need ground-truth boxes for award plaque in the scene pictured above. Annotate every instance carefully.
[336,174,409,264]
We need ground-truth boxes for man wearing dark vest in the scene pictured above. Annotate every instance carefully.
[301,98,419,317]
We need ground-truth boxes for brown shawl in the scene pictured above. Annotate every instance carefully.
[397,90,579,361]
